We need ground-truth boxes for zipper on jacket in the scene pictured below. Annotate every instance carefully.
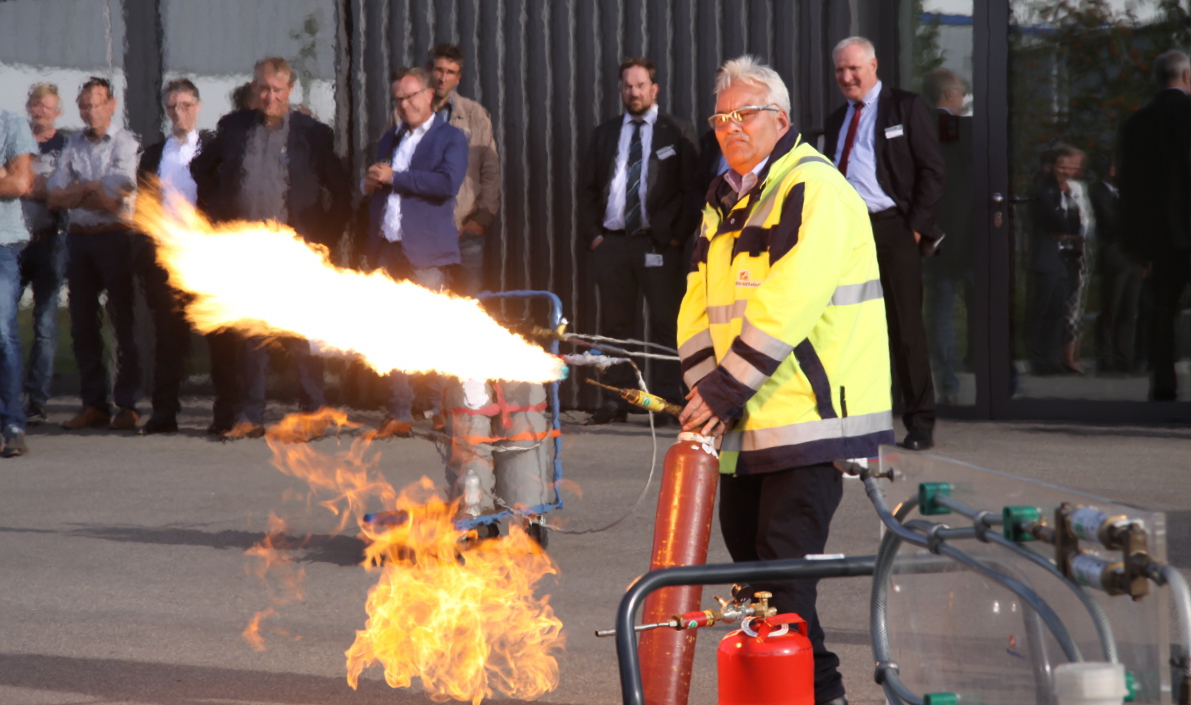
[840,386,848,418]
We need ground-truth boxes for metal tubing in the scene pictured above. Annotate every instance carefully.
[862,475,1083,662]
[615,556,876,705]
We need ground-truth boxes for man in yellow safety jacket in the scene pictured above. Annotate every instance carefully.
[678,56,893,705]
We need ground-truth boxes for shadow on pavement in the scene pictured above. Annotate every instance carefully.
[0,653,575,705]
[0,524,368,567]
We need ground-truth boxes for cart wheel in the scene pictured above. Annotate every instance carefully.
[526,521,549,549]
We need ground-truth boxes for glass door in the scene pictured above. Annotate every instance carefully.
[999,0,1191,415]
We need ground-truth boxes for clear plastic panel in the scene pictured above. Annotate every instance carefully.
[878,446,1169,704]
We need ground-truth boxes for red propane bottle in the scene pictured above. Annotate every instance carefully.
[717,612,815,705]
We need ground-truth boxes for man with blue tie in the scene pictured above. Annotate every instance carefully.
[825,37,946,451]
[579,58,698,424]
[364,67,469,438]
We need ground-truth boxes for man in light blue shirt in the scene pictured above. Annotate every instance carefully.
[0,108,38,456]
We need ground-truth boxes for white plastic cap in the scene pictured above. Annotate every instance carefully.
[1053,662,1127,702]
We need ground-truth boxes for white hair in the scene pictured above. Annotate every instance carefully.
[832,36,876,62]
[713,55,791,113]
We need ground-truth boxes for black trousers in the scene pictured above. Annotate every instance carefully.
[1150,252,1191,399]
[719,463,846,703]
[872,214,935,433]
[207,329,241,428]
[135,235,192,418]
[590,234,684,404]
[67,230,141,412]
[1095,243,1144,373]
[1028,268,1069,373]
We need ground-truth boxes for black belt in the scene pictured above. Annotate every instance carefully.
[602,227,653,238]
[869,207,901,222]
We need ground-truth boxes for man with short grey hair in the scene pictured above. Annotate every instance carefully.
[48,77,143,433]
[825,36,945,450]
[191,57,349,437]
[1118,49,1191,401]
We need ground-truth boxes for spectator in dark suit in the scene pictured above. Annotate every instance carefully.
[579,57,698,424]
[364,67,468,438]
[1028,145,1082,376]
[190,57,349,437]
[922,67,974,405]
[135,78,215,434]
[1118,50,1191,401]
[825,37,946,450]
[1091,158,1142,375]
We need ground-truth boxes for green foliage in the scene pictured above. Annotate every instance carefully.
[913,1,947,94]
[290,10,322,110]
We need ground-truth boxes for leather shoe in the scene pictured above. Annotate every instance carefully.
[587,402,627,425]
[207,420,234,435]
[902,428,934,451]
[224,421,266,439]
[817,697,848,705]
[109,408,140,431]
[62,406,111,430]
[376,416,412,438]
[139,414,179,435]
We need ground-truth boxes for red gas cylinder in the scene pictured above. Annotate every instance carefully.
[717,612,815,705]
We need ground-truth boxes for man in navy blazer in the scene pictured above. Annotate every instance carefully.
[364,66,468,438]
[190,57,349,437]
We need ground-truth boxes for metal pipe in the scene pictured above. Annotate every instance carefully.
[615,556,877,705]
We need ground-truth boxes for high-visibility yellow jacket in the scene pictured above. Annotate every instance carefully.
[678,131,894,475]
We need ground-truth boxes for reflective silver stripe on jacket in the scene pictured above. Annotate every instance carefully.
[740,318,793,360]
[707,300,748,325]
[679,329,714,359]
[722,350,768,391]
[719,410,893,452]
[829,279,883,306]
[683,357,718,388]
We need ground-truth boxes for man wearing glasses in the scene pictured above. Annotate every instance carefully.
[678,56,893,705]
[579,57,698,425]
[363,67,468,438]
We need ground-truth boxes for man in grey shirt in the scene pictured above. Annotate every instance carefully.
[0,107,37,456]
[47,77,143,432]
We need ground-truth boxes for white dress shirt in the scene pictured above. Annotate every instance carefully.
[158,130,200,207]
[833,80,897,213]
[603,103,658,231]
[382,114,436,242]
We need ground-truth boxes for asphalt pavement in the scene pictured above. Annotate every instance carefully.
[0,397,1188,705]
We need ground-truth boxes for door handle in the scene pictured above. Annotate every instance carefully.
[991,192,1005,205]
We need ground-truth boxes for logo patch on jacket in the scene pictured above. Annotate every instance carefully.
[736,270,762,288]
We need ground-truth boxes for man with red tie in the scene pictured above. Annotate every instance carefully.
[825,36,946,451]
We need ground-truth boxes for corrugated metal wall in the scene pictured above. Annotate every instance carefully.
[346,0,850,406]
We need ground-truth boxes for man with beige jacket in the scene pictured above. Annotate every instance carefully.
[428,43,501,296]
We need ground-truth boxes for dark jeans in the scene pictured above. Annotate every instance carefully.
[1150,253,1191,400]
[240,336,326,426]
[67,230,141,412]
[370,238,447,420]
[207,329,242,428]
[455,231,486,296]
[1028,268,1069,373]
[872,214,935,433]
[590,234,684,404]
[925,265,973,402]
[135,235,191,418]
[0,244,26,432]
[719,463,846,703]
[19,228,65,407]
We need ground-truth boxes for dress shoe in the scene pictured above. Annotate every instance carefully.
[207,420,234,436]
[431,413,446,432]
[139,414,179,435]
[817,697,848,705]
[902,428,934,451]
[226,421,266,439]
[109,408,141,431]
[62,406,111,430]
[376,416,412,438]
[1,427,29,457]
[24,402,47,425]
[587,402,627,425]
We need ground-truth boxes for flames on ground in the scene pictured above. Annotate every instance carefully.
[243,410,565,704]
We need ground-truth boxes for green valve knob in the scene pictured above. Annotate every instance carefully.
[1003,506,1040,542]
[923,693,959,705]
[1125,671,1136,702]
[918,482,952,515]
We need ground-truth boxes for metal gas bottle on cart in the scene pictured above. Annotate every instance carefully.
[717,612,814,705]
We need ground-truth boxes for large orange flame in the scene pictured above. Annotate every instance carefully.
[253,411,564,703]
[133,188,564,383]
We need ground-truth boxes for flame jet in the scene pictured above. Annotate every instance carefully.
[133,188,564,384]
